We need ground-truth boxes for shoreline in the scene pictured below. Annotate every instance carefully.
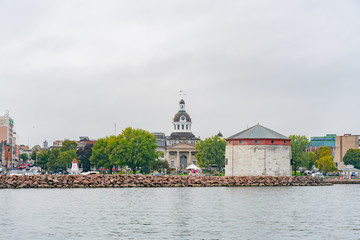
[324,178,360,184]
[0,175,330,188]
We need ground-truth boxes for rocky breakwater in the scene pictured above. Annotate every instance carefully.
[0,175,331,188]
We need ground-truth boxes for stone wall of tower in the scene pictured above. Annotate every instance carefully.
[225,144,291,177]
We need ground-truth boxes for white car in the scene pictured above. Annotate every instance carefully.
[311,172,324,178]
[8,169,24,176]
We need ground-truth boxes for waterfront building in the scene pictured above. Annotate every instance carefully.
[308,134,336,153]
[0,113,15,166]
[78,136,97,148]
[0,115,14,145]
[165,99,200,170]
[52,140,64,148]
[225,124,291,177]
[19,145,32,159]
[152,132,166,161]
[334,134,360,169]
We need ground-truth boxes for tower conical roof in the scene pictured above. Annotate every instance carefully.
[227,124,289,140]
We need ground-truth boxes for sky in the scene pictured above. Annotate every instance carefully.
[1,0,360,147]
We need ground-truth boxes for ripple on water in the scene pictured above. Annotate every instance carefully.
[0,185,360,239]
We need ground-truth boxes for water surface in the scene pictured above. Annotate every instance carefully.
[0,185,359,239]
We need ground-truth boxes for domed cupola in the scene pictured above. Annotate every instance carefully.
[172,99,192,132]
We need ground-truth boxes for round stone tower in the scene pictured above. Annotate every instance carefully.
[225,124,291,177]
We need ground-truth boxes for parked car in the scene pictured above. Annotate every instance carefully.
[311,172,324,178]
[0,166,7,175]
[8,169,24,176]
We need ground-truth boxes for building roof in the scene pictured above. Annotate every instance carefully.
[168,132,200,140]
[179,99,185,104]
[152,132,166,140]
[173,111,192,122]
[227,124,289,140]
[156,139,166,147]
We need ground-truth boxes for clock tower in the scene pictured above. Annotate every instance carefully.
[165,98,200,170]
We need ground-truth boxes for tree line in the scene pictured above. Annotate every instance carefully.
[29,127,169,174]
[290,135,337,174]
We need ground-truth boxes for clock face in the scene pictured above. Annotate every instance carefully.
[181,116,185,121]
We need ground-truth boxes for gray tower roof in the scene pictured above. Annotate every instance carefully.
[227,124,289,140]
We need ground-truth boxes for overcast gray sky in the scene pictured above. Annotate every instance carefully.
[1,0,360,146]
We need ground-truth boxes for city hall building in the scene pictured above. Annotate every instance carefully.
[164,99,200,170]
[225,124,291,177]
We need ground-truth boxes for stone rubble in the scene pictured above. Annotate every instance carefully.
[0,175,331,188]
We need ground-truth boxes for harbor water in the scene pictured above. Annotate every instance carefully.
[0,185,359,239]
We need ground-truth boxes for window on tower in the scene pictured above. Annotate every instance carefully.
[182,125,184,130]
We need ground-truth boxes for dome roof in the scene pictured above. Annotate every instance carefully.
[173,111,192,122]
[179,99,185,104]
[217,132,223,138]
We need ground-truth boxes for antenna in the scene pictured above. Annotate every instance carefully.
[114,123,117,135]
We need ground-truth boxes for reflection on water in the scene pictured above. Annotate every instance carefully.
[0,185,359,239]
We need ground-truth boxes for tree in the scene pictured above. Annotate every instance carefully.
[308,146,337,173]
[308,151,316,170]
[316,155,337,174]
[111,127,160,174]
[151,159,170,173]
[309,146,333,170]
[343,149,360,169]
[58,149,78,170]
[60,140,78,152]
[77,144,93,172]
[31,148,39,160]
[37,149,49,169]
[195,135,226,170]
[90,137,113,172]
[289,135,310,174]
[90,127,160,174]
[20,153,28,162]
[47,148,60,170]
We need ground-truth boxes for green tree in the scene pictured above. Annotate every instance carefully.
[37,149,49,169]
[343,149,360,169]
[289,135,310,174]
[151,159,170,173]
[316,155,337,174]
[20,153,29,162]
[195,135,226,170]
[77,144,93,172]
[60,140,78,152]
[111,127,160,174]
[90,128,160,174]
[31,148,39,160]
[308,151,316,170]
[47,148,60,171]
[58,149,78,170]
[90,137,113,172]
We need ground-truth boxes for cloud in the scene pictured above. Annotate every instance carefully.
[0,0,360,145]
